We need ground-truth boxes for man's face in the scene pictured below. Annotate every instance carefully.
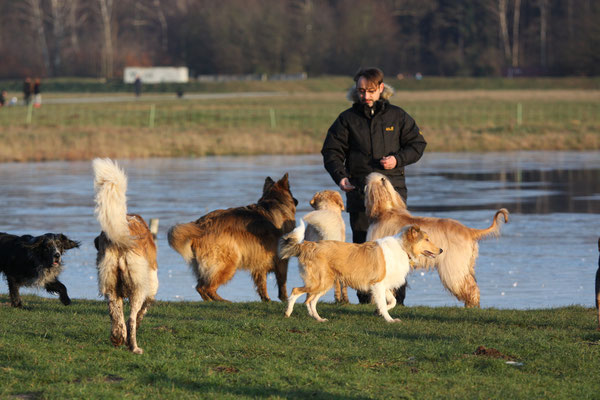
[356,77,384,107]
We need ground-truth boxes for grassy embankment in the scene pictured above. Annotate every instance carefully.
[0,77,599,162]
[1,295,599,399]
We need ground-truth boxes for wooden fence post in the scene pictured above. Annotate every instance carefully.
[149,104,156,128]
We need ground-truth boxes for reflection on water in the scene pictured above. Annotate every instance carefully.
[417,169,600,214]
[0,152,599,309]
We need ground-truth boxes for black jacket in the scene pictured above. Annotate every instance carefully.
[322,86,426,212]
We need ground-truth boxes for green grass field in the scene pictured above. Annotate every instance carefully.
[1,296,599,399]
[1,91,598,135]
[0,89,598,162]
[0,77,599,160]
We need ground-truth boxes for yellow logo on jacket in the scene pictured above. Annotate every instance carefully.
[385,126,394,132]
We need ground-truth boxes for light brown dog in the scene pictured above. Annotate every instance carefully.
[364,172,508,308]
[303,190,348,303]
[280,221,442,322]
[168,174,297,302]
[93,158,158,354]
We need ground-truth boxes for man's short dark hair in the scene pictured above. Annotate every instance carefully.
[353,68,384,87]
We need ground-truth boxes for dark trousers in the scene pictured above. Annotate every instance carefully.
[350,211,406,306]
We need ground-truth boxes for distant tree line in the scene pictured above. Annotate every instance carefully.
[1,0,598,80]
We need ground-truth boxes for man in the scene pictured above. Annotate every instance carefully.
[134,75,142,97]
[23,77,32,106]
[321,67,427,304]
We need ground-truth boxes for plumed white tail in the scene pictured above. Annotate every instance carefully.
[93,158,131,248]
[278,219,305,260]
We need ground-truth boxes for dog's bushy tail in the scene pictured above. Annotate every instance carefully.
[471,208,509,241]
[93,158,132,248]
[167,223,199,264]
[278,219,305,260]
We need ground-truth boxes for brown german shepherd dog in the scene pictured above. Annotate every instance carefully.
[168,174,297,302]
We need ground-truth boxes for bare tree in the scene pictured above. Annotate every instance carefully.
[132,0,168,53]
[538,0,548,70]
[16,0,52,75]
[497,0,511,64]
[48,0,84,74]
[98,0,114,78]
[489,0,522,73]
[511,0,521,69]
[154,0,168,53]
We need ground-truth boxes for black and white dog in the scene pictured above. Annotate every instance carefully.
[0,232,80,307]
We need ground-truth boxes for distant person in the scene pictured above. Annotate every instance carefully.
[415,72,423,81]
[134,75,142,97]
[0,90,6,107]
[321,67,427,305]
[23,77,32,105]
[33,78,42,108]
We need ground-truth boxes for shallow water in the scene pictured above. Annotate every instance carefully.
[1,152,599,309]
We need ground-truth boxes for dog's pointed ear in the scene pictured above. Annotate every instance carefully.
[410,226,423,240]
[59,234,80,250]
[405,225,418,240]
[278,173,290,189]
[263,176,275,193]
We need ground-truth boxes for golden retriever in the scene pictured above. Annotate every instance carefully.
[364,172,508,308]
[279,220,442,322]
[168,174,297,302]
[303,190,348,303]
[93,158,158,354]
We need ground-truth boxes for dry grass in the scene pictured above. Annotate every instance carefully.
[0,126,322,162]
[425,128,600,152]
[2,124,598,163]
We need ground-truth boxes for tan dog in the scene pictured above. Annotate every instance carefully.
[364,172,508,308]
[279,220,442,322]
[93,158,158,354]
[168,174,297,302]
[303,190,348,303]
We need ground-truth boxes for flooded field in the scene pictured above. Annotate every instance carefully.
[1,152,599,309]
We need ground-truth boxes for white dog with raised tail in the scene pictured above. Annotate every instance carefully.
[279,220,442,322]
[93,158,158,354]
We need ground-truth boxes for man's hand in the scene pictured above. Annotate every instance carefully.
[380,156,397,170]
[339,177,356,192]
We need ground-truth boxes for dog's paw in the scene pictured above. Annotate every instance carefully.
[61,297,71,306]
[386,318,401,323]
[110,334,126,347]
[131,347,144,355]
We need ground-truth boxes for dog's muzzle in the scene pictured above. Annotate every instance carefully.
[52,251,61,265]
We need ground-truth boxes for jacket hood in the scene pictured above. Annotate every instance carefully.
[346,83,395,103]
